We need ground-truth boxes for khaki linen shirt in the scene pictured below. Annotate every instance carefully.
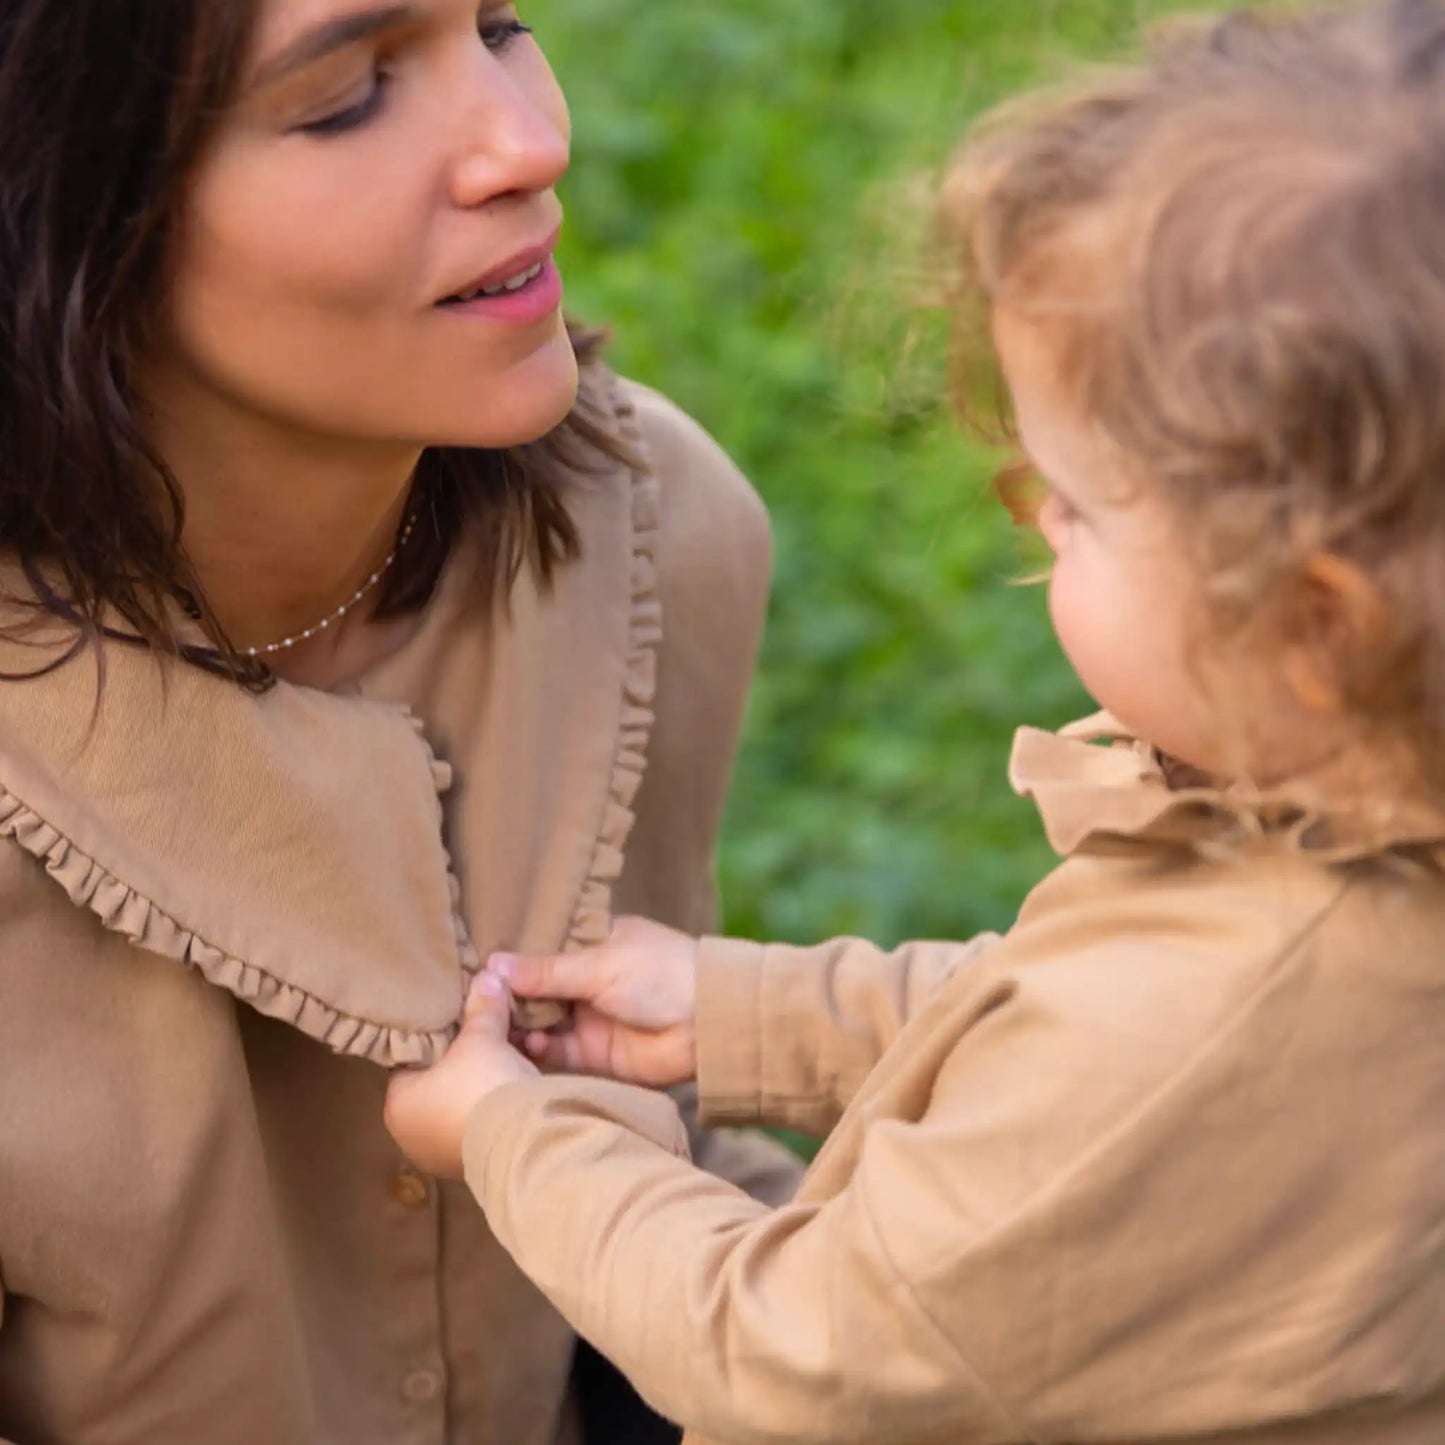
[0,378,798,1444]
[461,717,1445,1444]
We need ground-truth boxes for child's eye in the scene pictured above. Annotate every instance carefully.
[481,16,534,52]
[1037,490,1081,549]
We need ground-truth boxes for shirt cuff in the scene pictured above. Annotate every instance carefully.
[694,935,768,1125]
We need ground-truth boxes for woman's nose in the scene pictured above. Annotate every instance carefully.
[447,50,571,209]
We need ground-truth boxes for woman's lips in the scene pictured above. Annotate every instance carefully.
[436,254,563,325]
[438,225,562,301]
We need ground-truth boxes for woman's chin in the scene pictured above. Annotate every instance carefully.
[441,336,581,450]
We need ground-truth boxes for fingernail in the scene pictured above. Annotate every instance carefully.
[488,953,517,981]
[471,972,506,999]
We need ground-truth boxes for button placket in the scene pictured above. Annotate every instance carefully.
[382,1156,447,1442]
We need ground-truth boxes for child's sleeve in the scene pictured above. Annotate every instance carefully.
[692,932,1000,1135]
[462,1071,1024,1445]
[463,904,1339,1445]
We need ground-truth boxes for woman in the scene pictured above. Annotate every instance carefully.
[0,0,798,1440]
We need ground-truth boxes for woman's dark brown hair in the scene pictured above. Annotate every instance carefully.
[0,0,618,688]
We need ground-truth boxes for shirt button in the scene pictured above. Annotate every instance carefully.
[401,1368,441,1404]
[390,1170,430,1208]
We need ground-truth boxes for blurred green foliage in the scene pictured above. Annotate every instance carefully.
[530,0,1219,946]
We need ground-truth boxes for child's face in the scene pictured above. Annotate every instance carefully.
[994,307,1226,773]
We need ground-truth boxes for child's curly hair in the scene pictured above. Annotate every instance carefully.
[939,0,1445,767]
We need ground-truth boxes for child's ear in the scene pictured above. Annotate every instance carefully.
[1280,553,1388,714]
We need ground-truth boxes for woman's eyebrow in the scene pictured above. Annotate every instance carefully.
[252,5,415,88]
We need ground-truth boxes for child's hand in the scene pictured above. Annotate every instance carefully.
[384,974,539,1179]
[491,916,698,1088]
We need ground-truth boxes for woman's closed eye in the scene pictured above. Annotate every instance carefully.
[297,9,536,139]
[481,15,534,53]
[298,75,391,137]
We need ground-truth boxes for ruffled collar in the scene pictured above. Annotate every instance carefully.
[0,377,660,1067]
[1011,713,1445,865]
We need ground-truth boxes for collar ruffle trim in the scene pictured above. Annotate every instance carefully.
[508,379,661,1032]
[1011,713,1445,867]
[0,717,472,1067]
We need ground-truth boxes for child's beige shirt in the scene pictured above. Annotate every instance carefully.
[463,715,1445,1444]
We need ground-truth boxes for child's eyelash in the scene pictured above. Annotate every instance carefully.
[994,458,1047,530]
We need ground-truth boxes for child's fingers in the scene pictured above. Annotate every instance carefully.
[520,1006,616,1075]
[522,1028,588,1073]
[463,972,514,1039]
[520,1013,689,1088]
[489,949,604,1002]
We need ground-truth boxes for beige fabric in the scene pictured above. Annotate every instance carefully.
[0,377,798,1443]
[462,716,1445,1445]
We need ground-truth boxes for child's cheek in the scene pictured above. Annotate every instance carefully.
[1046,558,1097,689]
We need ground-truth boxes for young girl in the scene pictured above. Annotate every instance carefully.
[385,2,1445,1440]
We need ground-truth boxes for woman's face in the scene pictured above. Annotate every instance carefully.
[152,0,577,453]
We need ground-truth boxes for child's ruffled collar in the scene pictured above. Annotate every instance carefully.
[1011,713,1445,865]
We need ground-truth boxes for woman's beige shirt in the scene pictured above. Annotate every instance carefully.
[461,718,1445,1445]
[0,380,798,1443]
